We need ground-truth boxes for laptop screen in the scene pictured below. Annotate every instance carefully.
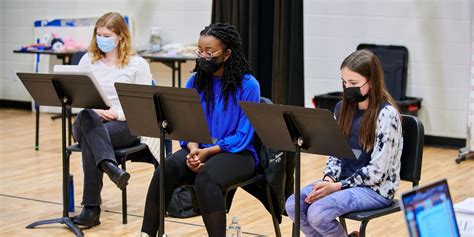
[401,179,460,237]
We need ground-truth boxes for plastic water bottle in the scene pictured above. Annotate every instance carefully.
[226,216,241,237]
[149,27,162,53]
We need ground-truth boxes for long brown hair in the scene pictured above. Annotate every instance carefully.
[338,49,399,152]
[88,12,132,67]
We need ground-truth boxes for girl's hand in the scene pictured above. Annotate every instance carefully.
[186,151,200,166]
[304,188,319,204]
[187,142,199,153]
[305,182,342,204]
[93,109,118,121]
[187,148,210,163]
[186,153,204,172]
[185,145,220,173]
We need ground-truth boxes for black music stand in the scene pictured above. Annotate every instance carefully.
[115,83,212,236]
[17,72,111,236]
[240,102,356,237]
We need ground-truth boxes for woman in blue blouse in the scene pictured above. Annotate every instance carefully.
[141,23,260,237]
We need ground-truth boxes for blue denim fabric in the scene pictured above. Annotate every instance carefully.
[285,181,392,237]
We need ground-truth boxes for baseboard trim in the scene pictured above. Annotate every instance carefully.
[425,135,465,149]
[0,100,31,110]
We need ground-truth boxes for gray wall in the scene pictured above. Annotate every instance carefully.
[470,0,474,150]
[0,0,212,101]
[1,0,471,139]
[304,0,471,139]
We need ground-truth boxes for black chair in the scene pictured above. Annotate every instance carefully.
[70,51,86,65]
[339,114,424,237]
[66,142,158,224]
[222,97,282,237]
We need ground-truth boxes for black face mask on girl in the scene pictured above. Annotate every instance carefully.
[198,56,223,74]
[343,81,369,103]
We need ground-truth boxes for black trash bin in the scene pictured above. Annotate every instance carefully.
[397,96,422,116]
[312,92,422,116]
[312,92,343,113]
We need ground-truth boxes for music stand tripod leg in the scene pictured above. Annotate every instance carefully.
[25,91,84,236]
[35,102,40,150]
[158,122,166,236]
[154,94,169,237]
[26,217,84,237]
[283,112,307,237]
[34,51,40,151]
[293,142,302,237]
[63,217,84,236]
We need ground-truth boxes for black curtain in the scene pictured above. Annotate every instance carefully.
[212,0,304,106]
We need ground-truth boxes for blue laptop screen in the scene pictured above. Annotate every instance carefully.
[401,179,460,237]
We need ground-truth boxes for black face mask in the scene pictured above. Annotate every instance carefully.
[343,81,369,103]
[198,56,223,74]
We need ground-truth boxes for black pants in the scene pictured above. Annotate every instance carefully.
[72,109,138,206]
[141,148,255,236]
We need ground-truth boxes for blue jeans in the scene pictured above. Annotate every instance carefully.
[285,181,392,237]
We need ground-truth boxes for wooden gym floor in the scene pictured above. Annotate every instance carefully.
[0,108,473,236]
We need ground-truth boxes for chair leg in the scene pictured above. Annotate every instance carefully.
[359,220,369,237]
[120,158,127,224]
[223,189,237,213]
[339,217,348,233]
[66,150,72,161]
[264,183,281,237]
[223,191,229,213]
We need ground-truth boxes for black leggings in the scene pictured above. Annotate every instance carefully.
[141,148,255,237]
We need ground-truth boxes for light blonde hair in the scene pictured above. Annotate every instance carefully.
[88,12,132,67]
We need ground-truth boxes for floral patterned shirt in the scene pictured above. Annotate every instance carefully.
[323,103,403,199]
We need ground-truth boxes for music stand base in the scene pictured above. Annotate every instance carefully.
[26,217,84,236]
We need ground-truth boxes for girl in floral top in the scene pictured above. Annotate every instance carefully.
[285,49,403,237]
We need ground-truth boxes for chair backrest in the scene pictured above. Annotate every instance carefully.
[71,51,86,65]
[400,114,424,187]
[254,96,274,169]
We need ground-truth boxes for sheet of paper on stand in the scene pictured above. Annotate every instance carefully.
[53,65,111,108]
[454,197,474,237]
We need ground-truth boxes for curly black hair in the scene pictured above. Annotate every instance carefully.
[193,22,253,114]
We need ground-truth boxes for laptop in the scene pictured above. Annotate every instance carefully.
[401,179,460,237]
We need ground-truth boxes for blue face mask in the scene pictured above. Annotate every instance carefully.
[96,35,117,53]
